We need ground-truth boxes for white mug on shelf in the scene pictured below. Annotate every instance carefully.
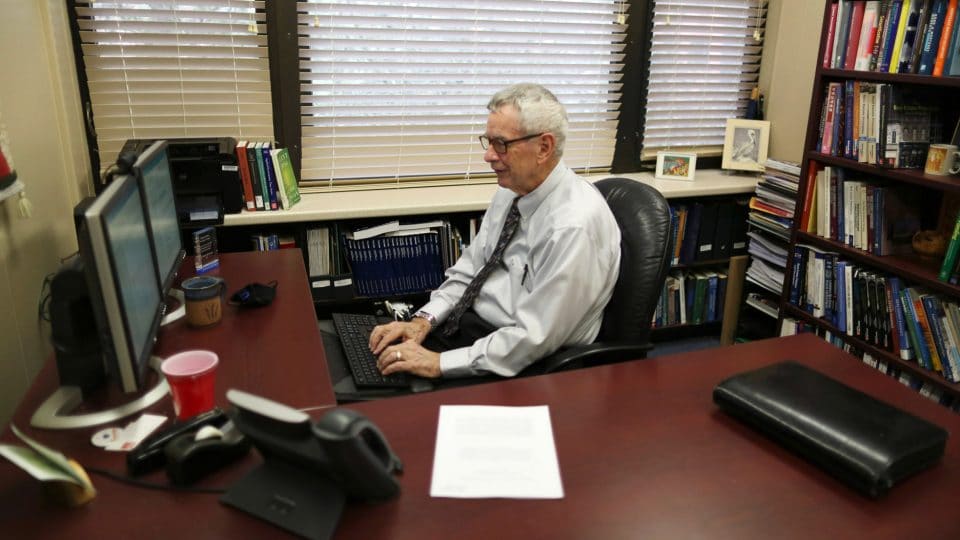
[924,144,960,176]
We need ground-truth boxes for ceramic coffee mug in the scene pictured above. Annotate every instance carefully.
[181,276,226,327]
[924,144,960,176]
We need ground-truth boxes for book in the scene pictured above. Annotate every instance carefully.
[887,276,914,359]
[235,140,255,210]
[869,0,894,71]
[253,142,271,211]
[193,226,220,273]
[824,1,840,67]
[835,0,855,68]
[901,286,933,369]
[261,143,279,210]
[271,147,301,210]
[933,0,958,74]
[845,1,869,69]
[856,1,883,70]
[879,0,906,71]
[903,0,933,72]
[938,208,960,281]
[888,0,915,72]
[0,425,96,507]
[246,141,265,210]
[917,0,948,73]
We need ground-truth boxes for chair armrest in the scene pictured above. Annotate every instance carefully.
[534,342,653,375]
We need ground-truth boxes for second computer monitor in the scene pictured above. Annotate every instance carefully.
[133,140,184,294]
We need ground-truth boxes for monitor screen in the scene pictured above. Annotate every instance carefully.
[84,174,164,393]
[133,140,184,294]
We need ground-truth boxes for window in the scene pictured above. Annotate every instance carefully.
[641,0,767,159]
[296,0,628,187]
[73,1,274,173]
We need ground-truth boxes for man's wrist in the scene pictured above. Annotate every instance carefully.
[413,310,438,329]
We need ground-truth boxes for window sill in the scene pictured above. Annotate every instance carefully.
[222,169,759,227]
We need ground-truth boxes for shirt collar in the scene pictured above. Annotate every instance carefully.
[516,160,566,218]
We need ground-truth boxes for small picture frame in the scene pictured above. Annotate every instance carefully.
[721,119,770,172]
[655,151,697,181]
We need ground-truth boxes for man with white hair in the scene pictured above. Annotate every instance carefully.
[369,83,621,379]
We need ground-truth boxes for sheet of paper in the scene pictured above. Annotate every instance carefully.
[430,405,564,499]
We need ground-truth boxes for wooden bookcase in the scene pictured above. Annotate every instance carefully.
[782,0,960,403]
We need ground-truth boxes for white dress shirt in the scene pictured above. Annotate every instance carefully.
[419,161,621,377]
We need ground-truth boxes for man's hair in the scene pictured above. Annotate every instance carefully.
[487,83,568,157]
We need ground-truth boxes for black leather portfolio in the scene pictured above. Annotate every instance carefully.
[713,361,948,498]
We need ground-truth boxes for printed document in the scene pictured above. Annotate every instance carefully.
[430,405,564,499]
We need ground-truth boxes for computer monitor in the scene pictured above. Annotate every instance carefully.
[132,140,184,296]
[34,174,170,429]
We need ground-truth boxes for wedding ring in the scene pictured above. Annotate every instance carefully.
[396,351,402,361]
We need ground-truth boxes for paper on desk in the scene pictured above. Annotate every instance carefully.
[430,405,564,499]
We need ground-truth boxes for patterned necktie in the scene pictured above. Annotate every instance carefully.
[442,197,521,336]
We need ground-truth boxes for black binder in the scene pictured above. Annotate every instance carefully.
[694,202,719,261]
[713,361,947,498]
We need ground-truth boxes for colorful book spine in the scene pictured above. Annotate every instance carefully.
[879,0,906,71]
[917,0,947,73]
[933,0,958,74]
[901,286,932,368]
[888,277,914,359]
[824,1,840,67]
[261,144,279,210]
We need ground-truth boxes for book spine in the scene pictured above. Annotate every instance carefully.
[917,0,947,73]
[870,0,893,70]
[889,0,913,72]
[824,1,840,67]
[901,287,931,368]
[247,143,264,210]
[261,145,279,210]
[846,1,868,69]
[235,142,255,210]
[888,277,914,359]
[879,0,905,71]
[911,288,943,372]
[939,210,960,281]
[933,0,958,74]
[922,294,951,377]
[835,0,854,68]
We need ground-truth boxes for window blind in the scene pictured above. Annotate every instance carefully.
[74,1,274,173]
[641,0,766,159]
[297,0,628,187]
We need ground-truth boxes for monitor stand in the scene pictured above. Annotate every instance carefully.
[30,356,169,430]
[161,288,186,326]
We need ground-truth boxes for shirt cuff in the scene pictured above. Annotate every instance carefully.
[439,348,475,377]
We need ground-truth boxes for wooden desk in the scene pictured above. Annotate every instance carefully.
[338,333,960,540]
[3,320,959,538]
[0,250,334,538]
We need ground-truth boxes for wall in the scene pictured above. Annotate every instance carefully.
[0,0,91,428]
[760,0,826,163]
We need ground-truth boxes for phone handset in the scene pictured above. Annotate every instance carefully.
[225,389,402,501]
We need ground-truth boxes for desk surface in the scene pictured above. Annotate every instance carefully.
[336,333,960,540]
[4,322,960,538]
[0,250,334,538]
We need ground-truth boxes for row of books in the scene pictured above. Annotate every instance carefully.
[790,243,960,382]
[667,200,748,265]
[743,159,798,307]
[235,141,301,211]
[250,233,296,252]
[653,268,729,328]
[779,319,960,410]
[816,81,942,167]
[800,165,925,256]
[824,0,960,77]
[325,219,466,298]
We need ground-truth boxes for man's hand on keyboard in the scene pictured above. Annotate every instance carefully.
[376,340,441,379]
[369,319,431,354]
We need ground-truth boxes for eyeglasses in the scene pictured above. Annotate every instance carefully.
[478,132,544,154]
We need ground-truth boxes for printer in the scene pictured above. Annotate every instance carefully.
[119,137,245,225]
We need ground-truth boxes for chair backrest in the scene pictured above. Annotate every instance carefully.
[594,177,673,345]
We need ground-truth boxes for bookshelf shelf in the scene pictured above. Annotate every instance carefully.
[819,68,960,88]
[783,303,960,399]
[781,0,960,406]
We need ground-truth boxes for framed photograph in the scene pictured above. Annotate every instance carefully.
[721,119,770,172]
[655,151,697,181]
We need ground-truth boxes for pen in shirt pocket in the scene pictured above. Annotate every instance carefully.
[521,264,529,286]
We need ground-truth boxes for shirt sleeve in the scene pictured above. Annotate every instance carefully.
[440,224,618,377]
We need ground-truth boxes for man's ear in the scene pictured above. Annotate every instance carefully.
[536,132,557,164]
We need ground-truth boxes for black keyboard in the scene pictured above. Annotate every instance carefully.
[332,313,410,388]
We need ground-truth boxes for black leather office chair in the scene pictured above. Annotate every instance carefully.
[524,177,674,375]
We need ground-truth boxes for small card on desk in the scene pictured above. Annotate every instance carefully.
[713,361,948,498]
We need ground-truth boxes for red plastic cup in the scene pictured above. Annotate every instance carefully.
[160,350,219,420]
